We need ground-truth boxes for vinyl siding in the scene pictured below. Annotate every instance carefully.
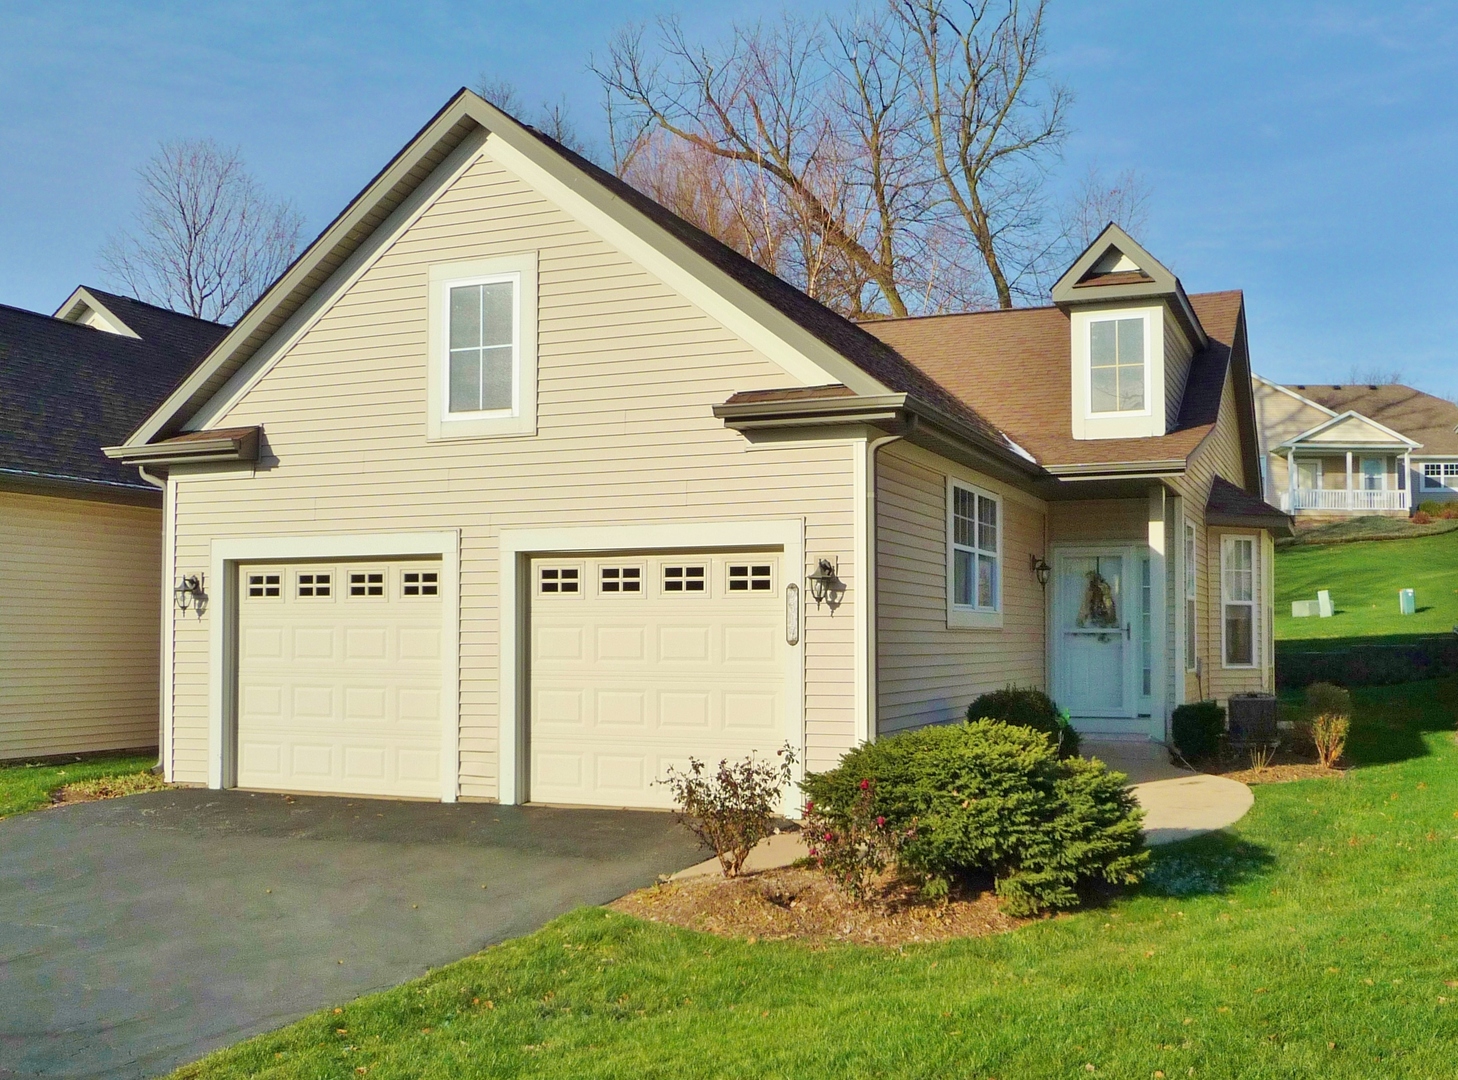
[1048,499,1148,543]
[1164,310,1195,432]
[0,491,161,760]
[875,442,1047,733]
[167,146,861,793]
[1178,364,1273,700]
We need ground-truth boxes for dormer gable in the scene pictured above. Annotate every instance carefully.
[1052,223,1209,441]
[54,286,142,339]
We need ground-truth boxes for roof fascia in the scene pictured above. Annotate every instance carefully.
[0,467,161,506]
[1276,409,1421,449]
[1206,509,1294,536]
[105,427,259,466]
[126,89,883,446]
[1252,374,1338,418]
[53,286,141,339]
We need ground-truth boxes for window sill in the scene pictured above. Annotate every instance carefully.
[947,608,1003,630]
[427,414,537,441]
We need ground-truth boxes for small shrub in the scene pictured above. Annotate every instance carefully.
[1171,701,1226,760]
[967,685,1080,758]
[800,720,1146,916]
[1419,500,1444,516]
[801,778,910,900]
[1412,510,1433,524]
[1248,744,1273,773]
[1313,714,1350,767]
[661,746,795,877]
[1304,681,1352,721]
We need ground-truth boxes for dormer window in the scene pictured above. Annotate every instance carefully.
[1089,316,1147,414]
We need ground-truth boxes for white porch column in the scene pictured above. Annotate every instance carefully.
[1287,447,1296,509]
[1346,450,1354,494]
[1404,451,1412,506]
[1169,493,1185,722]
[1148,487,1168,740]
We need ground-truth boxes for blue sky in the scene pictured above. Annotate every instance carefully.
[2,2,1455,395]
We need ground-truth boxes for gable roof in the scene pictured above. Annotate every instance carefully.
[1281,382,1458,456]
[0,297,226,498]
[1050,223,1207,351]
[57,287,228,367]
[1206,475,1293,535]
[1275,408,1420,450]
[861,290,1246,471]
[120,89,1005,453]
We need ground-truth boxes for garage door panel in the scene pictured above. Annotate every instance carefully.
[529,553,788,809]
[236,560,442,799]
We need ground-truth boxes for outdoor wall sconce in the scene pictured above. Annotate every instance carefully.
[806,557,842,605]
[1029,553,1052,588]
[174,573,206,613]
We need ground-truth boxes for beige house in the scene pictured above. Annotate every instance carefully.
[108,91,1287,808]
[1254,376,1458,519]
[1,289,225,760]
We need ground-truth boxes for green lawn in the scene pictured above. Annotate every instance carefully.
[1276,529,1458,648]
[177,679,1458,1079]
[0,754,159,818]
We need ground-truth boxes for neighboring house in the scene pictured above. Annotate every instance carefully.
[107,90,1287,809]
[1,288,227,760]
[1254,375,1458,519]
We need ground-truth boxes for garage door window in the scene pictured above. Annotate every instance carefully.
[296,571,332,598]
[599,565,642,594]
[402,570,438,597]
[348,570,385,598]
[662,564,707,593]
[727,563,773,592]
[246,572,281,599]
[538,566,580,595]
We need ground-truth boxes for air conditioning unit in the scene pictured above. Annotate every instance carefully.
[1227,692,1278,747]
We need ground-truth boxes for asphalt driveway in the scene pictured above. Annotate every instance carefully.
[0,789,704,1080]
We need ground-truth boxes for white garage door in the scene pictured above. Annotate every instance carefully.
[236,560,443,798]
[530,552,790,808]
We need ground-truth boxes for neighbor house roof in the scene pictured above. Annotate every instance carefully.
[1281,383,1458,456]
[861,290,1245,471]
[0,298,227,498]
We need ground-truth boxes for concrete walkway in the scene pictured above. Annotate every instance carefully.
[674,740,1254,877]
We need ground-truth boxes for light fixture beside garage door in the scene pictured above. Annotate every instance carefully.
[806,557,842,605]
[174,573,206,613]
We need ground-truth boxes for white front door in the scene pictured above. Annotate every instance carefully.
[1052,548,1139,725]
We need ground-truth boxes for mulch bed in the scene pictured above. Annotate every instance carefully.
[50,772,168,805]
[611,867,1023,946]
[1201,748,1346,786]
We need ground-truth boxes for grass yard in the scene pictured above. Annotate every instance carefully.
[0,753,159,818]
[1275,528,1458,649]
[178,679,1458,1080]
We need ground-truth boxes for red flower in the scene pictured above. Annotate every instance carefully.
[859,778,870,790]
[804,799,814,811]
[876,816,886,827]
[824,831,833,841]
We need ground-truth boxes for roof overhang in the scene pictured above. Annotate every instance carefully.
[0,466,162,506]
[104,426,260,467]
[1206,507,1295,536]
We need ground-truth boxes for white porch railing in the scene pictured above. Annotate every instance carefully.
[1279,488,1409,512]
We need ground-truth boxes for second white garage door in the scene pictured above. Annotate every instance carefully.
[529,552,790,808]
[236,560,443,798]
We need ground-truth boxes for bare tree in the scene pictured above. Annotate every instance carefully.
[477,75,585,154]
[597,1,1116,316]
[1345,365,1404,386]
[1060,165,1153,256]
[100,139,302,323]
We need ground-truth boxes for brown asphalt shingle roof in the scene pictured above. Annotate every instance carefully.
[860,291,1243,468]
[1283,383,1458,456]
[1206,475,1292,534]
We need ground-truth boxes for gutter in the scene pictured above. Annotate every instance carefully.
[1043,459,1188,480]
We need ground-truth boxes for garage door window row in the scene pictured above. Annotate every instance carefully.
[537,557,779,600]
[243,566,440,603]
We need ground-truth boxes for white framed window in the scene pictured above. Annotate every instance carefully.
[401,570,439,597]
[1183,520,1197,671]
[1087,314,1148,415]
[662,564,707,594]
[347,569,386,599]
[1221,535,1256,668]
[296,571,332,598]
[427,253,538,440]
[1422,462,1458,490]
[727,563,774,593]
[246,572,281,599]
[599,565,643,595]
[1359,455,1386,491]
[947,478,1001,628]
[537,565,581,596]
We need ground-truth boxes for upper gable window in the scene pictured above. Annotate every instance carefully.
[1088,316,1147,414]
[428,253,538,441]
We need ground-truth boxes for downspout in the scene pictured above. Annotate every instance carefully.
[137,466,165,490]
[862,420,913,744]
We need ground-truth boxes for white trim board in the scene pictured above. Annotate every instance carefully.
[497,519,806,808]
[206,531,461,801]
